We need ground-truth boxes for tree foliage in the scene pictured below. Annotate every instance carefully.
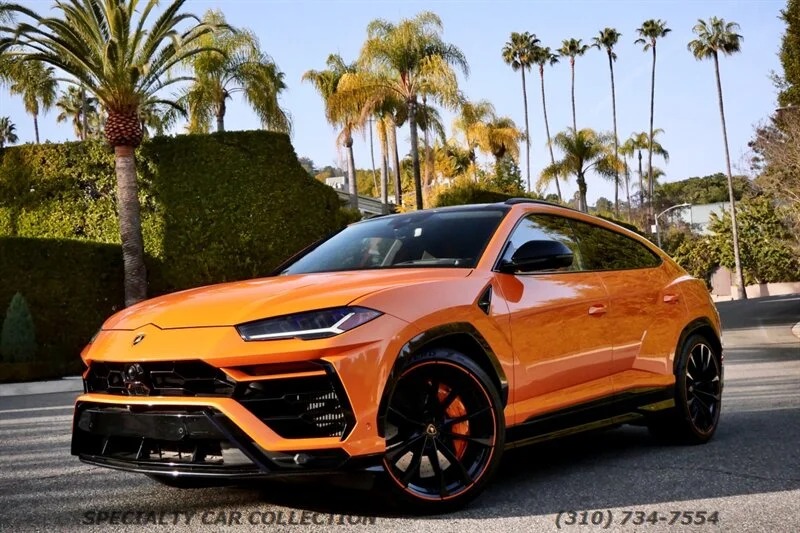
[777,0,800,107]
[673,196,800,286]
[751,110,800,240]
[656,173,753,206]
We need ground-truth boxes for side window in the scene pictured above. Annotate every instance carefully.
[500,214,582,271]
[570,219,661,271]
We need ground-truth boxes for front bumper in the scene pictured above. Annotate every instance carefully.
[72,402,383,478]
[72,314,422,478]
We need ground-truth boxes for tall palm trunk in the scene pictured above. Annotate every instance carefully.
[520,67,531,191]
[216,97,226,132]
[380,124,389,210]
[390,121,402,206]
[624,160,632,222]
[344,133,358,210]
[33,113,40,144]
[115,145,147,306]
[368,117,378,196]
[408,98,423,210]
[577,172,587,212]
[423,125,432,187]
[540,65,561,201]
[467,132,478,182]
[638,149,645,227]
[569,58,577,132]
[647,45,657,223]
[80,87,88,141]
[607,51,620,217]
[713,52,746,300]
[422,94,434,188]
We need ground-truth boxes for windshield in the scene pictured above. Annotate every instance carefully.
[282,207,508,274]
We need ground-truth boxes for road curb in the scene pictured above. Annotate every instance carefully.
[0,376,83,397]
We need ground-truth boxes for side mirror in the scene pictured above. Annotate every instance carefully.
[499,240,574,273]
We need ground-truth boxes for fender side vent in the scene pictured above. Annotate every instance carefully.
[477,285,493,315]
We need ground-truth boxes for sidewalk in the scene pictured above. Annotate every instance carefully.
[0,375,83,397]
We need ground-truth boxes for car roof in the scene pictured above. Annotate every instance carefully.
[360,198,575,221]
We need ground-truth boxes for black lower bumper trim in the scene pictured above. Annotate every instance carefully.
[78,452,385,479]
[72,402,383,479]
[76,407,224,442]
[78,454,264,477]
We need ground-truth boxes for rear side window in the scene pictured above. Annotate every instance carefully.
[569,219,662,271]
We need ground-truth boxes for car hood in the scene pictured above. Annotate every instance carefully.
[103,268,472,330]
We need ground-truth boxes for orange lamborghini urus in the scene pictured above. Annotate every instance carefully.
[72,199,723,512]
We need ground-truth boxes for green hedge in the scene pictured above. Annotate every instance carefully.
[143,131,347,290]
[0,237,125,380]
[0,131,350,379]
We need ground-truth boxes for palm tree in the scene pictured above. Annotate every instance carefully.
[540,128,619,212]
[635,19,671,221]
[56,86,99,140]
[593,28,622,217]
[183,9,290,134]
[620,130,669,225]
[0,115,17,148]
[359,11,468,209]
[558,38,590,132]
[688,17,746,300]
[2,0,218,306]
[480,116,523,165]
[502,31,539,191]
[453,99,496,180]
[302,54,361,209]
[532,45,561,200]
[3,59,57,143]
[417,97,447,189]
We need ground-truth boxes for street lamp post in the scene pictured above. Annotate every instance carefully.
[655,203,691,248]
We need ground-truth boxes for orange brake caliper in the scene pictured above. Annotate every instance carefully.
[438,384,468,458]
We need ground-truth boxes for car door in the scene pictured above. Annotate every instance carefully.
[568,219,688,392]
[493,212,615,426]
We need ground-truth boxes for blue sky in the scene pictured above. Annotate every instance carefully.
[1,0,786,204]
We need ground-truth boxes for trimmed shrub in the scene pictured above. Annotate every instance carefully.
[0,292,37,362]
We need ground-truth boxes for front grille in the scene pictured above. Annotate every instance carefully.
[235,364,355,440]
[85,361,235,397]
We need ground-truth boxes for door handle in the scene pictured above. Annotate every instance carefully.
[663,294,680,304]
[588,304,607,316]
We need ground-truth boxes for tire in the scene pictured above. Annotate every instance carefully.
[146,473,226,489]
[648,333,722,444]
[381,348,505,514]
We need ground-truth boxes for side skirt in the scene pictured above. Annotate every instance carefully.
[505,387,674,450]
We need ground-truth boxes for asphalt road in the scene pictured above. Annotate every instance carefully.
[1,294,798,532]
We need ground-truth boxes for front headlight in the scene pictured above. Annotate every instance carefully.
[236,306,383,341]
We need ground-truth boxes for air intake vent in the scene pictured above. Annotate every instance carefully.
[477,284,493,315]
[235,365,355,440]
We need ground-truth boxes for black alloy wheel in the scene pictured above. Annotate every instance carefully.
[382,349,504,513]
[684,340,722,435]
[649,333,723,444]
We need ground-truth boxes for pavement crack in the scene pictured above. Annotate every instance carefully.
[618,464,800,483]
